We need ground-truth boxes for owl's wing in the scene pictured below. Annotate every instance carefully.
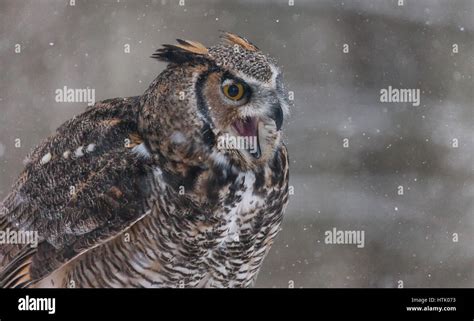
[0,97,154,287]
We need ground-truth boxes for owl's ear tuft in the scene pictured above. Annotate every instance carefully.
[151,39,209,64]
[220,31,259,52]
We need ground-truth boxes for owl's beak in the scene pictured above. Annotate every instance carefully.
[269,102,283,131]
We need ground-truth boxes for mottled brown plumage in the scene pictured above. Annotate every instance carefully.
[0,32,290,288]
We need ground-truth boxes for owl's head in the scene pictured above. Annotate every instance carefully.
[140,32,289,171]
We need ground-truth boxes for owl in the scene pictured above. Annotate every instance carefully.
[0,32,290,288]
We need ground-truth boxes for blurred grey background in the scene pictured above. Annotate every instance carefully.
[0,0,473,287]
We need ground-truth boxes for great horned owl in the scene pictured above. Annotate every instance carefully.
[0,32,290,288]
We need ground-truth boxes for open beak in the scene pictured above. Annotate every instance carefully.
[232,117,262,159]
[230,103,283,160]
[269,103,283,131]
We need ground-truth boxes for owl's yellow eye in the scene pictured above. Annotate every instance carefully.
[222,83,245,101]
